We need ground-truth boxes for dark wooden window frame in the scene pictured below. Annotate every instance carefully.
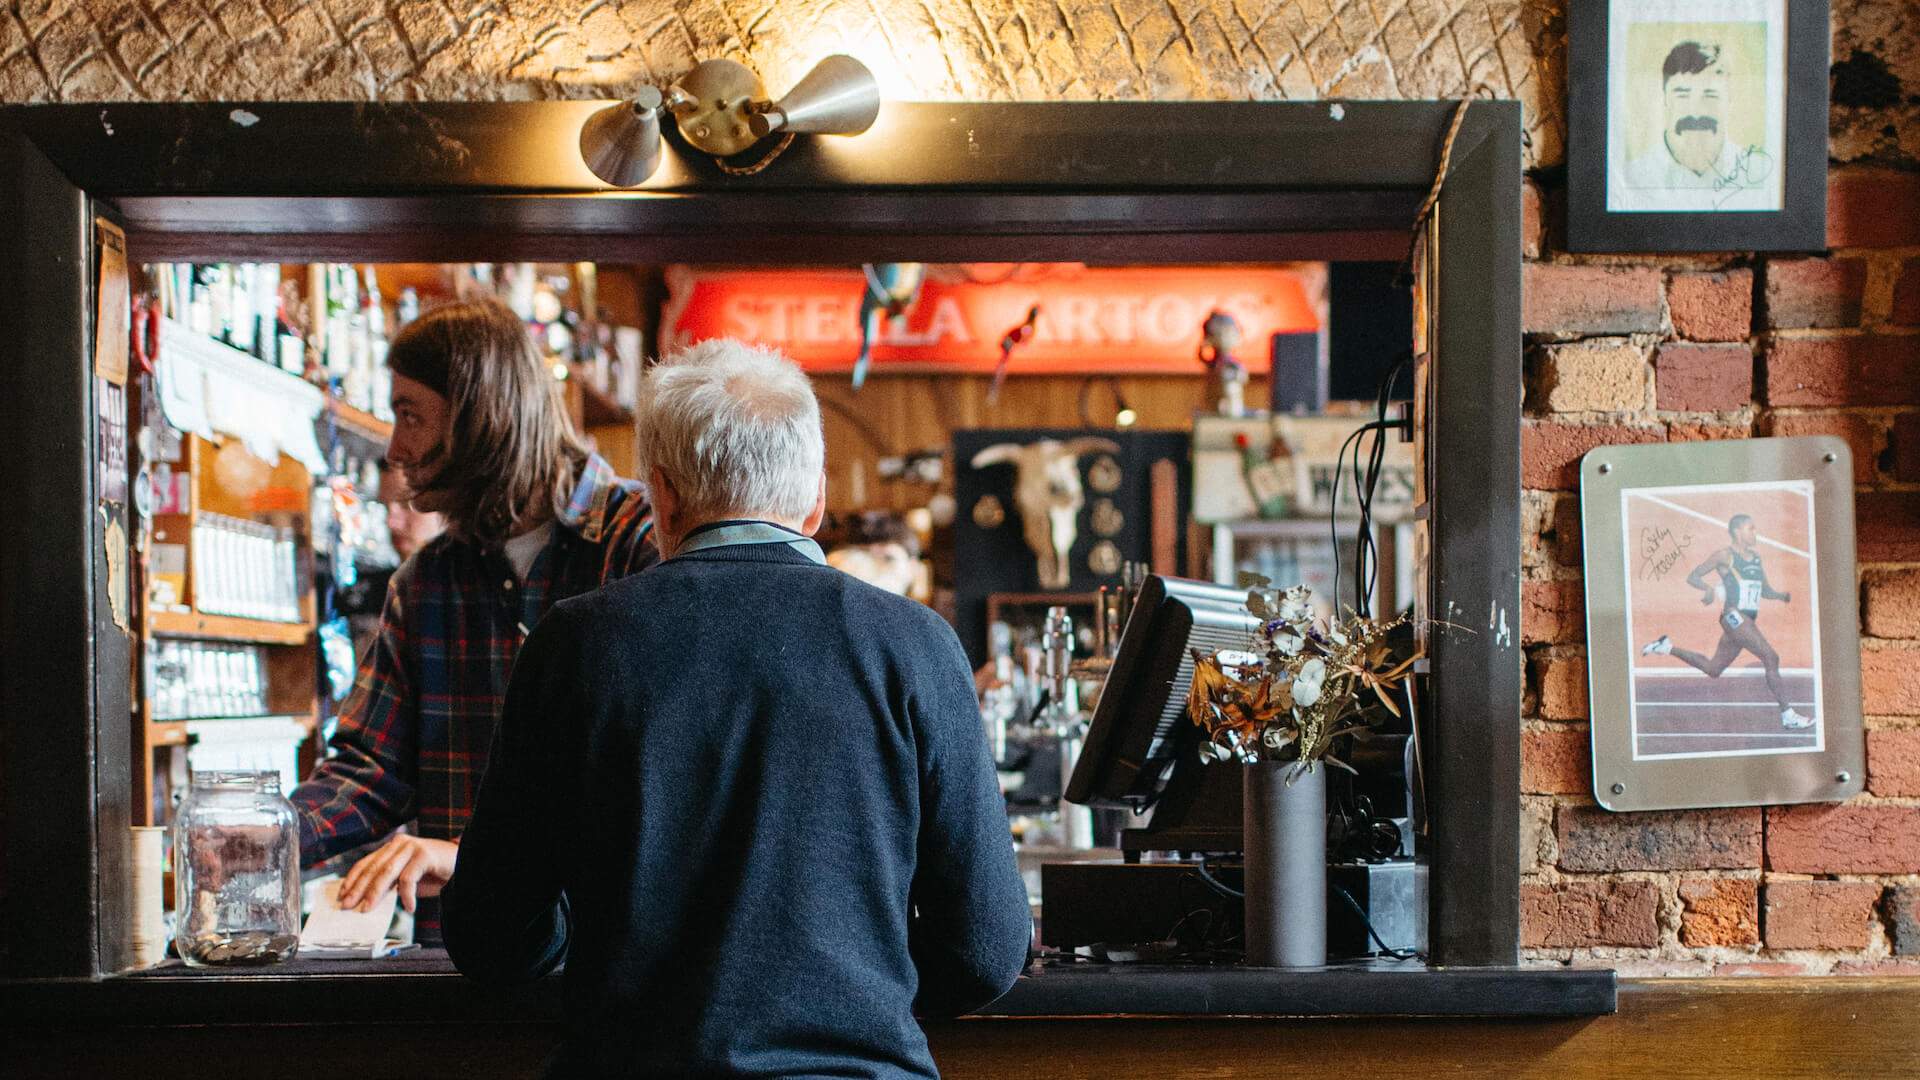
[0,100,1522,979]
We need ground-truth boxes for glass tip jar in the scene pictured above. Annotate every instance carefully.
[172,770,302,967]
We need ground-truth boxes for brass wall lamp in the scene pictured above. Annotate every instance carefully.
[579,55,881,186]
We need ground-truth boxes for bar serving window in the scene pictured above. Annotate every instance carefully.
[0,102,1588,1028]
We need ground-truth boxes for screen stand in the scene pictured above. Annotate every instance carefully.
[1119,756,1244,862]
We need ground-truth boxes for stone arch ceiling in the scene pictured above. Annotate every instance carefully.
[3,0,1569,164]
[3,1,1915,169]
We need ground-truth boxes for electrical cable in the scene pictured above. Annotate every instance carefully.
[1191,858,1423,961]
[1331,883,1422,961]
[1330,355,1413,617]
[1194,858,1243,899]
[1330,419,1398,617]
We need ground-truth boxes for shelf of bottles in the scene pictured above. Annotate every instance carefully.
[188,512,304,624]
[149,262,402,422]
[147,640,270,721]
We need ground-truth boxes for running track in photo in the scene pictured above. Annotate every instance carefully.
[1623,480,1822,760]
[1632,668,1818,757]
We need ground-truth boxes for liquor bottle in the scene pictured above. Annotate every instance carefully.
[325,264,353,384]
[229,264,257,355]
[206,264,232,345]
[1042,606,1095,849]
[979,622,1023,766]
[275,280,305,378]
[252,263,281,368]
[1241,431,1293,520]
[345,306,372,411]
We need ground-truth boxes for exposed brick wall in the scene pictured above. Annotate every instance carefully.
[1501,0,1920,975]
[1510,0,1920,973]
[1523,153,1920,969]
[2,0,1918,975]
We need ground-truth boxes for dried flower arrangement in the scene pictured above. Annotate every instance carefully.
[1186,575,1420,774]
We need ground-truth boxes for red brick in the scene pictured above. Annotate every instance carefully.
[1827,168,1920,249]
[1893,413,1920,483]
[1523,264,1664,336]
[1522,579,1586,645]
[1892,259,1920,327]
[1764,411,1882,484]
[1713,961,1811,976]
[1522,420,1666,490]
[1529,339,1649,413]
[1520,880,1660,948]
[1550,495,1583,566]
[1859,491,1920,563]
[1533,651,1588,720]
[1892,885,1920,956]
[1667,269,1754,342]
[1864,568,1920,640]
[1678,878,1760,947]
[1523,727,1590,795]
[1763,880,1883,951]
[1557,805,1762,871]
[1666,420,1752,442]
[1763,258,1868,330]
[1521,179,1545,260]
[1765,335,1920,406]
[1868,728,1920,798]
[1863,642,1920,715]
[1766,803,1920,874]
[1655,342,1752,411]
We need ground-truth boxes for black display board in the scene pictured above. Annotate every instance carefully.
[952,428,1190,666]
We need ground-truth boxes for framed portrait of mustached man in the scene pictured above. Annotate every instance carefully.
[1567,0,1828,252]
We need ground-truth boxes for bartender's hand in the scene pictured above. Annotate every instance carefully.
[340,834,458,913]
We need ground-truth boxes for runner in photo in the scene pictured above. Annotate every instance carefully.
[1621,479,1820,760]
[1640,512,1810,730]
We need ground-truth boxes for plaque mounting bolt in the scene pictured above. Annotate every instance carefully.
[1824,452,1837,464]
[1836,770,1851,784]
[1598,462,1612,474]
[1610,782,1625,794]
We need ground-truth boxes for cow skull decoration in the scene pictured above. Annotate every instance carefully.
[970,437,1123,590]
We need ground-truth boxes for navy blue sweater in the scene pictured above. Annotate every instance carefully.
[442,541,1032,1078]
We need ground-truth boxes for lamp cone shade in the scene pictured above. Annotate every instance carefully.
[580,87,664,187]
[748,55,880,139]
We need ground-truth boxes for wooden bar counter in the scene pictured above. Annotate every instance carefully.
[8,953,1913,1078]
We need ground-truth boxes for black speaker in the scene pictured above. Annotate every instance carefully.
[1328,261,1415,402]
[1269,329,1325,414]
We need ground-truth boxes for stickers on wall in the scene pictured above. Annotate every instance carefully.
[102,507,130,633]
[94,219,129,386]
[97,377,128,506]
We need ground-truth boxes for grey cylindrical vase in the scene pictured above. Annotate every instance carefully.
[1242,760,1327,967]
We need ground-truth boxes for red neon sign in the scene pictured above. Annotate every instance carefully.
[661,265,1319,376]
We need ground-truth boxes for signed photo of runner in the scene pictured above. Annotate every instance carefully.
[1622,479,1820,761]
[1606,0,1786,213]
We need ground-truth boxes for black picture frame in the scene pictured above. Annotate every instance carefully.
[1567,0,1828,253]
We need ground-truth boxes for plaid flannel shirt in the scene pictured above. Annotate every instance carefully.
[292,454,656,872]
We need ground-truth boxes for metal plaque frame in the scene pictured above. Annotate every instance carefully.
[1580,436,1863,812]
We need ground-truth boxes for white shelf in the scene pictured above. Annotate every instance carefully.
[156,317,326,472]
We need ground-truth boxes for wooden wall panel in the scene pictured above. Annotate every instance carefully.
[814,373,1269,513]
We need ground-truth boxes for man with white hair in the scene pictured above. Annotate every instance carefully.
[442,338,1031,1078]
